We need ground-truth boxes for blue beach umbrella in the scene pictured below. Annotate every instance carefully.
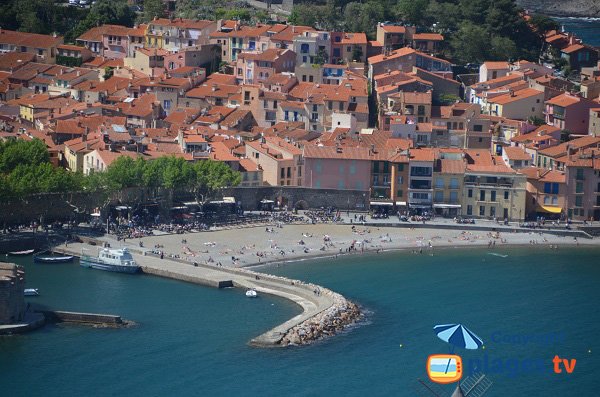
[434,323,483,350]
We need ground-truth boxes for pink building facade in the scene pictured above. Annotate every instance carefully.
[236,49,296,85]
[545,93,598,134]
[303,146,372,190]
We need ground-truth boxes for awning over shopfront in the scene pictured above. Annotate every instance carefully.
[409,204,432,209]
[537,204,562,214]
[370,201,394,206]
[395,201,407,206]
[433,204,462,209]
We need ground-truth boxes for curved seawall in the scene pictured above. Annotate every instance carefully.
[56,243,361,347]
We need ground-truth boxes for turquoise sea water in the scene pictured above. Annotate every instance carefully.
[556,17,600,46]
[1,247,600,396]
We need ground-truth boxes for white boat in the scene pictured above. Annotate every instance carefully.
[24,288,39,296]
[80,247,140,274]
[34,253,75,263]
[9,249,35,256]
[246,289,258,298]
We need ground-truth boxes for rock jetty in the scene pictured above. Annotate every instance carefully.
[279,290,362,346]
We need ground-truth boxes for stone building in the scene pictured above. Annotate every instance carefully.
[0,263,26,325]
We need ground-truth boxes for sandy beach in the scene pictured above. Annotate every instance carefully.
[91,221,600,269]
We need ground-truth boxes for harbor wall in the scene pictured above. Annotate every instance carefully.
[42,311,123,325]
[0,263,25,325]
[221,186,370,211]
[141,266,233,288]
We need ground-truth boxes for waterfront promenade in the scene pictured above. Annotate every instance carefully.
[53,219,598,346]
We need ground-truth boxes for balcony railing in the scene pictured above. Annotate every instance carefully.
[464,182,513,188]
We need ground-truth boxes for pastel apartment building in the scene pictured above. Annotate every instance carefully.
[520,167,566,219]
[368,48,452,81]
[370,152,410,207]
[479,61,510,83]
[245,136,303,186]
[484,88,545,120]
[303,145,372,190]
[432,152,466,217]
[545,92,598,135]
[0,29,63,64]
[412,33,444,54]
[536,136,600,170]
[375,24,415,53]
[145,18,217,51]
[56,45,93,66]
[462,163,527,221]
[407,148,435,212]
[564,150,600,220]
[77,24,146,58]
[337,32,368,64]
[235,49,296,85]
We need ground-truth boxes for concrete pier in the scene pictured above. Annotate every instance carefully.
[42,311,124,326]
[55,242,361,347]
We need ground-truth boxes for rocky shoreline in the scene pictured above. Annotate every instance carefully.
[280,289,362,346]
[518,0,600,18]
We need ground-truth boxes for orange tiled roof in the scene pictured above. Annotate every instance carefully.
[413,33,444,41]
[368,47,416,65]
[483,61,510,70]
[0,29,62,48]
[504,146,531,161]
[487,88,543,105]
[546,93,581,107]
[561,44,585,54]
[380,25,406,34]
[439,159,466,174]
[341,33,368,45]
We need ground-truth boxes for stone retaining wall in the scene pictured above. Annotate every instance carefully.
[222,186,369,211]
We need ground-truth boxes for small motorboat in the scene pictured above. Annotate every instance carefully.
[245,289,258,298]
[8,249,35,256]
[24,288,39,296]
[34,254,74,263]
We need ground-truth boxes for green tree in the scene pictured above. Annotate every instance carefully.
[0,139,49,173]
[426,1,460,33]
[343,1,384,38]
[215,8,251,22]
[450,22,490,64]
[459,0,490,26]
[529,14,560,35]
[142,0,166,22]
[489,36,518,61]
[288,5,318,28]
[395,0,430,26]
[528,115,546,126]
[193,160,241,201]
[69,0,134,42]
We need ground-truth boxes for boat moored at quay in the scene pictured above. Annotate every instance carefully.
[80,247,140,274]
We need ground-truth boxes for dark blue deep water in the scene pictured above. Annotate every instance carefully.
[1,247,600,396]
[555,17,600,47]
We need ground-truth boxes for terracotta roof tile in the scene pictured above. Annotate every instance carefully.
[504,146,531,161]
[413,33,444,41]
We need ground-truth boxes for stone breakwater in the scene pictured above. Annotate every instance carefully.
[230,267,364,347]
[54,241,363,348]
[280,292,362,346]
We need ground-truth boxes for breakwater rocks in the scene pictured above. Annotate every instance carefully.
[280,293,362,346]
